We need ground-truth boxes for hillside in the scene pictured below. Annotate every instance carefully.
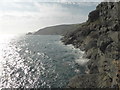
[62,2,120,88]
[33,24,80,35]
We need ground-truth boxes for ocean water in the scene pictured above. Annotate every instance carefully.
[0,35,88,88]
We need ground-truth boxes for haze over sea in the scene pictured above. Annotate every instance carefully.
[0,1,98,88]
[0,35,88,88]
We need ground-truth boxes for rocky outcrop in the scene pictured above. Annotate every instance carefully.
[62,2,120,88]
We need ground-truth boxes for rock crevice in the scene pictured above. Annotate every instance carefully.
[62,2,120,88]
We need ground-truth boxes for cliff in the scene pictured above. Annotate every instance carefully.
[62,2,120,88]
[33,24,79,35]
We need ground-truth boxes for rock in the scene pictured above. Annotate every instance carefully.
[88,9,100,22]
[112,23,120,31]
[106,42,120,60]
[85,48,98,60]
[84,39,97,51]
[108,31,119,43]
[62,2,120,88]
[97,35,113,53]
[68,74,99,88]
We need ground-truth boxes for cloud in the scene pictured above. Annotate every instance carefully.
[0,2,98,34]
[0,0,115,2]
[0,2,96,17]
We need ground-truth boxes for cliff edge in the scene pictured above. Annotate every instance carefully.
[62,2,120,88]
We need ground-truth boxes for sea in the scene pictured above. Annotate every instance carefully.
[0,35,89,88]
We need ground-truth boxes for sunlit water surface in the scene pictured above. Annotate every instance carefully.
[0,35,87,88]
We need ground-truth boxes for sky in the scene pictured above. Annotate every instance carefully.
[0,0,101,34]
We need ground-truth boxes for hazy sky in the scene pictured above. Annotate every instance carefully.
[0,0,100,34]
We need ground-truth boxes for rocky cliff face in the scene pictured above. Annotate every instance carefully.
[62,2,120,88]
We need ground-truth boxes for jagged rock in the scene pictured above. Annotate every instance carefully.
[88,9,100,22]
[106,42,120,60]
[84,48,98,60]
[97,35,113,53]
[62,2,120,88]
[84,39,97,51]
[112,23,120,31]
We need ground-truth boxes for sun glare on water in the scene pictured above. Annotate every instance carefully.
[0,34,20,88]
[0,34,18,43]
[0,34,17,70]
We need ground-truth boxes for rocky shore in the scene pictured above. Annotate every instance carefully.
[62,2,120,88]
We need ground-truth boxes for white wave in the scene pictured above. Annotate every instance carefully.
[74,69,80,73]
[75,58,89,66]
[58,40,88,66]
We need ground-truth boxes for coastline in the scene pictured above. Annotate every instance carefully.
[60,37,90,66]
[62,2,120,88]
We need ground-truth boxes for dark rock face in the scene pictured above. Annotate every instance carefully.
[88,9,100,22]
[62,2,120,88]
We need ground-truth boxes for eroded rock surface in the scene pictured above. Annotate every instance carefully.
[62,2,120,88]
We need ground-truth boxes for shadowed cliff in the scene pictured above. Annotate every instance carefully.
[62,2,120,88]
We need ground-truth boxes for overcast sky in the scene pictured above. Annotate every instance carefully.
[0,0,100,34]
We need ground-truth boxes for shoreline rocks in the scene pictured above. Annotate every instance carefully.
[62,2,120,88]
